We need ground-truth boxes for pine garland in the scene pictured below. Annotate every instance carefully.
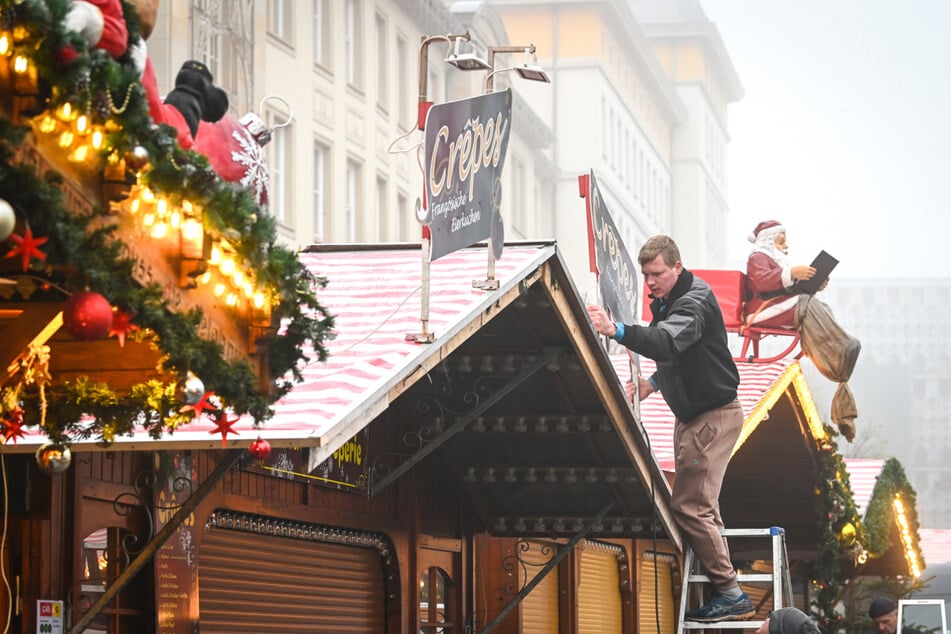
[809,427,867,633]
[0,1,334,444]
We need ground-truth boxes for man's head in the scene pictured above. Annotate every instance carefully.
[754,607,820,634]
[869,597,899,634]
[638,235,682,300]
[749,220,788,254]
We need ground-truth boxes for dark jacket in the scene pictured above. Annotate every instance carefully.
[618,269,740,423]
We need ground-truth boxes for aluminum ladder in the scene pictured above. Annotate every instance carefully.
[676,527,794,633]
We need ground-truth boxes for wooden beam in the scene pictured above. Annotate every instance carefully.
[3,306,63,383]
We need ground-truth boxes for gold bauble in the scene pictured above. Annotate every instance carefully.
[35,442,72,474]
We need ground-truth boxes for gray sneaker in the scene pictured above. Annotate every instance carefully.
[685,591,756,623]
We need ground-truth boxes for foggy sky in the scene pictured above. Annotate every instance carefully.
[701,0,951,279]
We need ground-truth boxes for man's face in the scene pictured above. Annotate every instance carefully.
[873,609,898,634]
[773,232,789,254]
[641,254,682,300]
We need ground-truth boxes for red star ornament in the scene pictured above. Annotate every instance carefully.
[108,309,140,347]
[2,407,26,445]
[180,390,216,421]
[210,411,240,447]
[6,227,49,272]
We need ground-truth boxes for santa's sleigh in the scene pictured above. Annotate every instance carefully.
[642,270,801,363]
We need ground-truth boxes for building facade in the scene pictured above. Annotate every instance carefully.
[146,0,556,251]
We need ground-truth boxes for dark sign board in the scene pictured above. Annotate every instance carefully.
[582,170,639,325]
[422,89,512,261]
[307,428,370,494]
[154,452,198,634]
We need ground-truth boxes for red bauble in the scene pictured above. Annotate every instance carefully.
[63,291,114,341]
[249,436,271,459]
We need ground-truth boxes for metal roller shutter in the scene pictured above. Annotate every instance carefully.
[519,540,559,634]
[638,552,676,634]
[577,542,623,633]
[199,520,386,633]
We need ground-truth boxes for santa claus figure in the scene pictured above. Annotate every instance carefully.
[63,0,271,206]
[745,220,819,328]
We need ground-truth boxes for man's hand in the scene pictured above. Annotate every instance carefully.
[626,377,655,402]
[587,305,616,338]
[791,265,816,281]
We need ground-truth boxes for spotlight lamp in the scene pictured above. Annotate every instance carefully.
[445,37,491,71]
[485,44,551,93]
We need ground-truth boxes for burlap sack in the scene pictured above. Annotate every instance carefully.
[795,296,861,440]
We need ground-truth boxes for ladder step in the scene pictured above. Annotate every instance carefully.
[718,527,783,537]
[683,621,766,630]
[688,573,775,583]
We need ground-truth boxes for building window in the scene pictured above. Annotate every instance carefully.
[268,0,294,45]
[396,33,409,127]
[193,0,254,112]
[313,0,330,67]
[376,177,388,241]
[76,527,153,631]
[419,566,455,632]
[313,141,329,241]
[345,0,363,88]
[397,192,408,242]
[268,112,293,225]
[375,12,387,110]
[346,159,361,241]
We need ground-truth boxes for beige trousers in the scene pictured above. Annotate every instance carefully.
[670,399,744,590]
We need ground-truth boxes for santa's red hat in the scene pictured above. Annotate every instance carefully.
[748,220,785,243]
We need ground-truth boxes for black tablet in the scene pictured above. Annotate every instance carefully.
[794,250,838,295]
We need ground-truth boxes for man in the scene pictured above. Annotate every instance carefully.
[755,607,820,634]
[587,235,751,623]
[869,597,924,634]
[746,219,820,328]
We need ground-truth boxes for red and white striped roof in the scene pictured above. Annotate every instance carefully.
[10,244,556,461]
[919,528,951,565]
[610,354,794,470]
[842,458,886,516]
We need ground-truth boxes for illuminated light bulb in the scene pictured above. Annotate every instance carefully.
[209,244,221,265]
[75,115,89,135]
[151,221,167,239]
[253,292,265,309]
[37,115,57,134]
[243,282,253,297]
[199,271,212,285]
[90,129,104,149]
[214,283,225,297]
[68,144,90,162]
[156,198,168,217]
[141,188,155,202]
[142,212,155,227]
[57,130,75,148]
[220,257,235,276]
[232,270,244,286]
[13,55,28,73]
[182,218,202,242]
[56,102,76,121]
[170,210,181,228]
[182,200,193,213]
[226,293,238,306]
[129,198,141,214]
[0,34,10,56]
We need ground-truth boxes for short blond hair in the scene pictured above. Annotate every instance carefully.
[638,235,681,266]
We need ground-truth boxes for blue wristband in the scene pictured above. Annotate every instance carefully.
[648,375,660,392]
[613,322,625,342]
